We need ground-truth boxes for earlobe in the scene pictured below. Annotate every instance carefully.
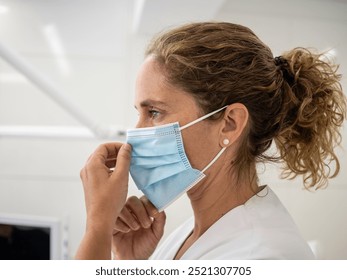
[219,103,249,147]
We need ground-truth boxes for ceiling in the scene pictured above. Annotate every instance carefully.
[0,0,346,139]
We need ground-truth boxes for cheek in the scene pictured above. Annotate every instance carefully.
[181,124,220,170]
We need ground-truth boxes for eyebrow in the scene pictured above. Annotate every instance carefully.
[135,99,169,109]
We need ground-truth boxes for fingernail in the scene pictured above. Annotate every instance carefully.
[144,221,151,228]
[132,222,140,230]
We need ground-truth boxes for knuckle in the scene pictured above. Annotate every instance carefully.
[79,167,86,179]
[97,143,105,150]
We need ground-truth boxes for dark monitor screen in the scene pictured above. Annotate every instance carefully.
[0,223,50,260]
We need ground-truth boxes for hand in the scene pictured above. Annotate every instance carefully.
[75,142,131,259]
[112,196,166,260]
[80,142,131,233]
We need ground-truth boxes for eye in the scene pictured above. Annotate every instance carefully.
[149,108,160,119]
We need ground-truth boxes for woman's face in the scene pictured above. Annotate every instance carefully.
[134,56,222,171]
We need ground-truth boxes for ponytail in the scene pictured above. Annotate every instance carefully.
[274,48,346,189]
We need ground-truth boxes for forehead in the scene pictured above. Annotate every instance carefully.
[134,56,195,108]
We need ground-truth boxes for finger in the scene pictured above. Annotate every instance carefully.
[152,210,166,226]
[126,196,152,229]
[118,206,140,231]
[105,158,117,168]
[83,143,124,179]
[141,197,166,237]
[88,142,123,165]
[111,143,132,179]
[151,211,166,239]
[113,218,131,233]
[101,142,123,157]
[140,196,158,218]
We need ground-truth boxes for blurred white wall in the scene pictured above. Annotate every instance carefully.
[0,0,346,259]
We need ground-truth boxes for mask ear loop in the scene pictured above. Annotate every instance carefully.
[179,105,228,131]
[201,147,226,173]
[179,105,229,173]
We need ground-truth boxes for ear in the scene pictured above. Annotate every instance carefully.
[219,103,249,147]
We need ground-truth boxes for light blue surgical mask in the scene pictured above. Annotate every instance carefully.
[126,106,228,211]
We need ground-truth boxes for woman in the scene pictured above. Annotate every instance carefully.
[76,22,346,260]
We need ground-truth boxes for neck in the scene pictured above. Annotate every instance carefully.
[186,163,259,238]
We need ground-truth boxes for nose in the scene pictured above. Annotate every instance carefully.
[135,118,147,128]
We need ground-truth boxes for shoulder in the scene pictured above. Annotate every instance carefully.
[151,187,315,260]
[199,187,315,259]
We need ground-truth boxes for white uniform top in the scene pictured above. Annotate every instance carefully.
[151,186,314,260]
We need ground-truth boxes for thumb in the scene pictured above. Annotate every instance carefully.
[112,143,132,179]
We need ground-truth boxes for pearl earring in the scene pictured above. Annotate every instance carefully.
[223,139,230,146]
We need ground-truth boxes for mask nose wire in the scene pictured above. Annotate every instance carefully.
[179,105,228,131]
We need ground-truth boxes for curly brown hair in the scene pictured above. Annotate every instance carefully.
[145,22,346,189]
